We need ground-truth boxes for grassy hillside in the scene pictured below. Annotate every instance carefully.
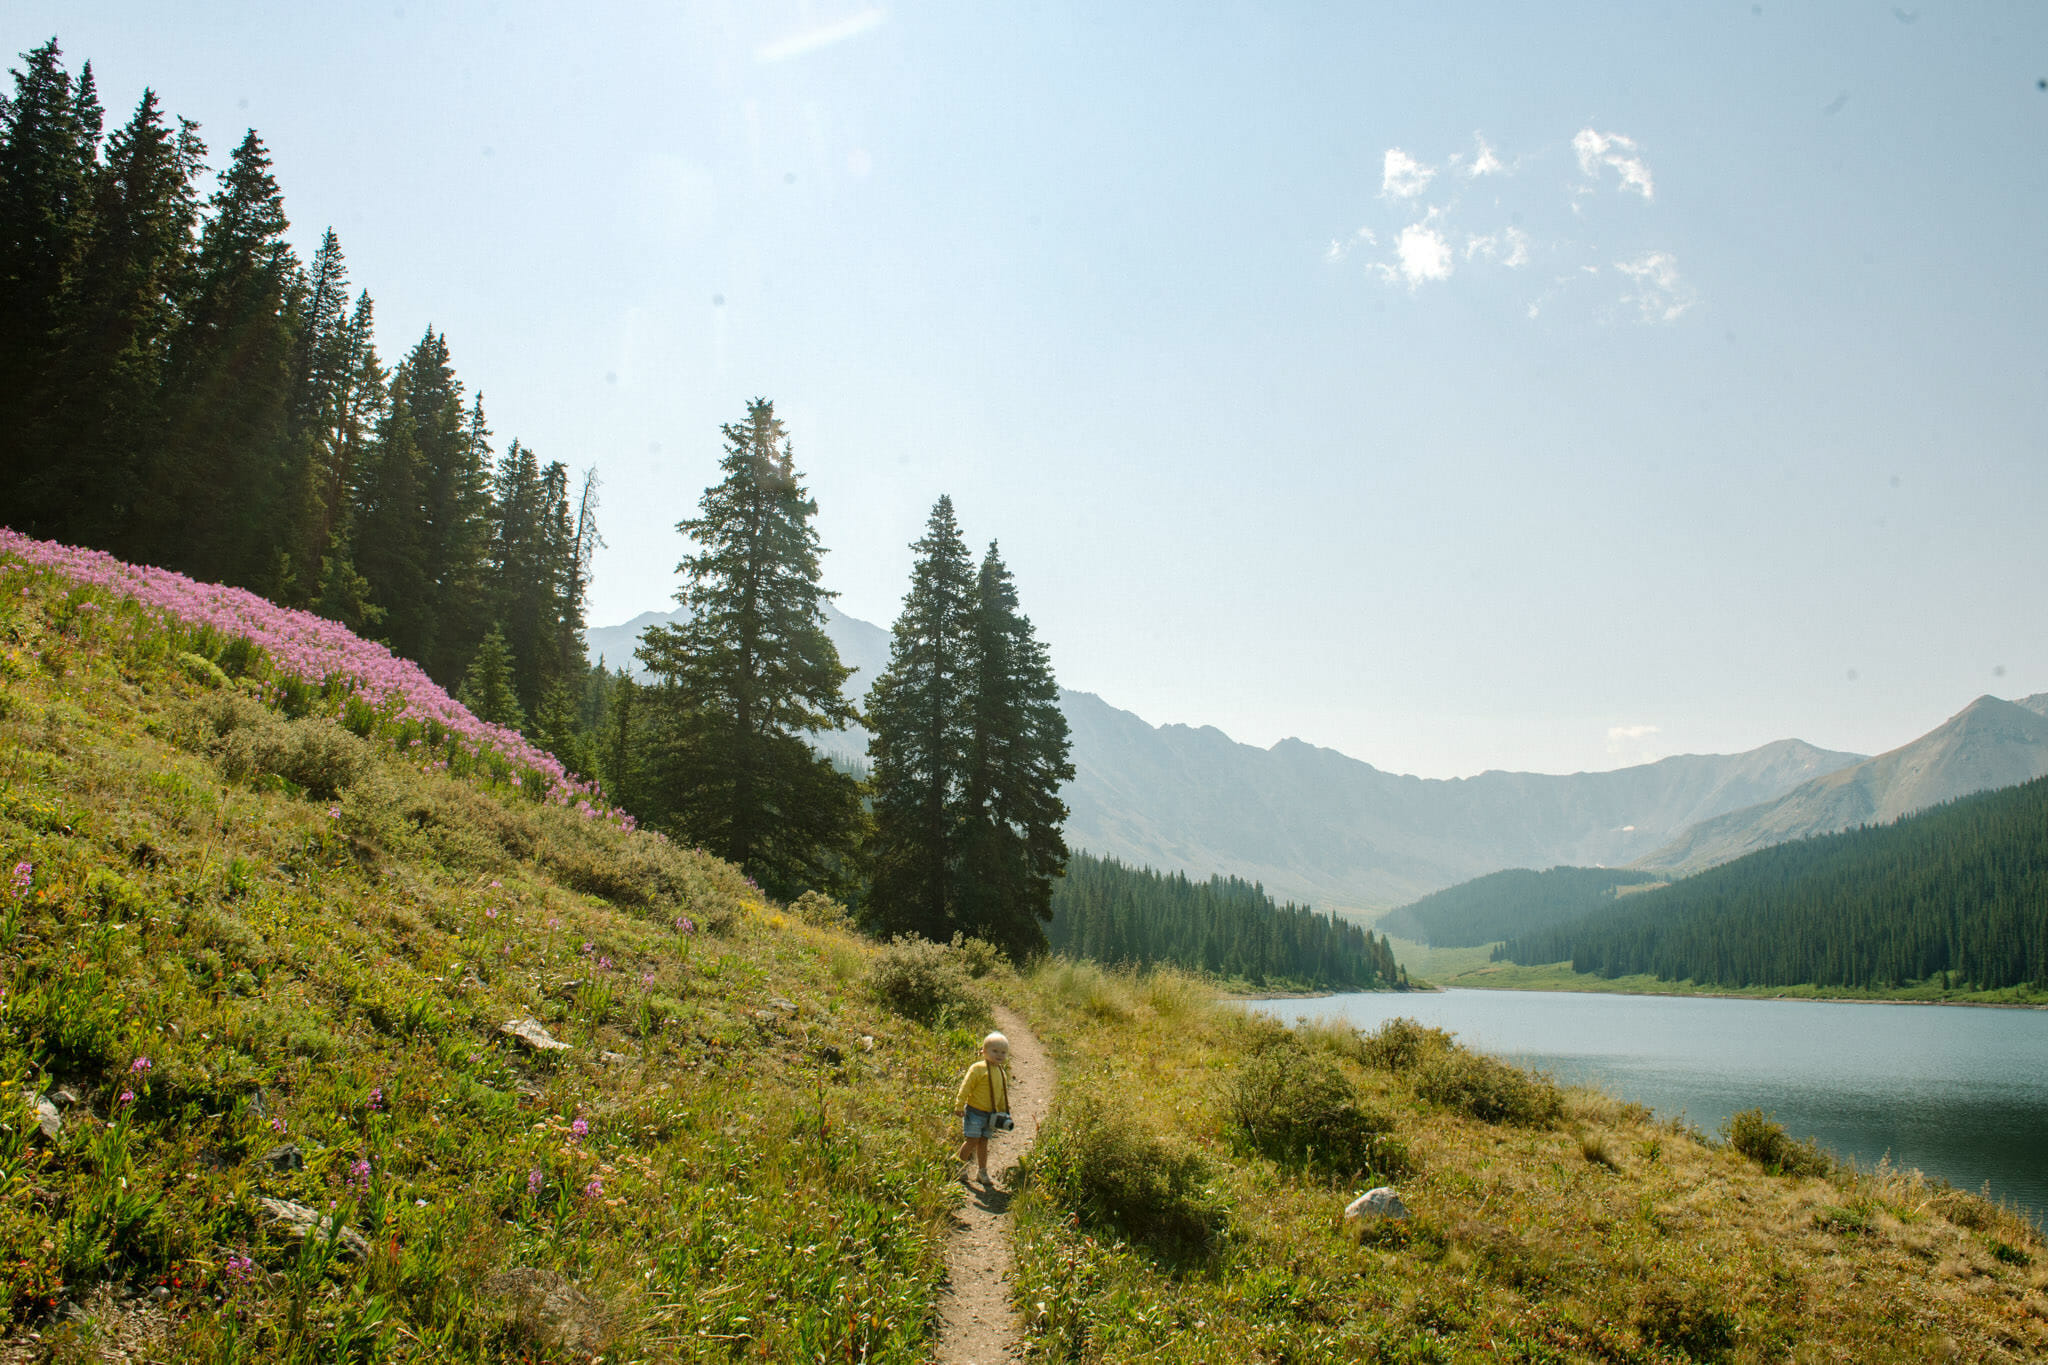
[1010,964,2048,1362]
[0,544,980,1361]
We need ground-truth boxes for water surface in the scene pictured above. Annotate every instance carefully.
[1251,989,2048,1224]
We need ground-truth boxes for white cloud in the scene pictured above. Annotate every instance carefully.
[1608,723,1659,742]
[1573,129,1655,199]
[1323,226,1376,263]
[756,7,887,62]
[1615,251,1697,322]
[1606,723,1663,763]
[1380,148,1436,199]
[1465,226,1531,267]
[1391,223,1453,285]
[1466,135,1505,178]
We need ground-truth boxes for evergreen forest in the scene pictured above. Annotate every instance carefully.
[1496,774,2048,991]
[1047,851,1406,990]
[1376,865,1667,947]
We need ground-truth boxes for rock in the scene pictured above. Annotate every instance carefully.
[51,1086,82,1107]
[1344,1187,1410,1229]
[597,1051,632,1067]
[500,1018,570,1053]
[766,997,797,1013]
[259,1144,304,1172]
[20,1092,61,1143]
[255,1197,371,1259]
[482,1268,610,1357]
[858,1035,876,1052]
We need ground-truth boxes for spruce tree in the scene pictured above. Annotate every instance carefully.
[638,399,860,897]
[865,495,978,938]
[27,88,204,549]
[146,128,296,588]
[458,625,524,730]
[958,541,1074,957]
[0,41,105,508]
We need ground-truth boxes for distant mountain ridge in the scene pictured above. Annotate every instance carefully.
[589,605,1873,910]
[1636,693,2048,875]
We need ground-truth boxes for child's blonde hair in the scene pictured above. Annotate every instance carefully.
[983,1031,1009,1056]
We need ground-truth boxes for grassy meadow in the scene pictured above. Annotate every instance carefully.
[1007,960,2048,1363]
[0,559,987,1361]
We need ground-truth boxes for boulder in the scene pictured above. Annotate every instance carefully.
[256,1197,371,1259]
[20,1091,61,1143]
[1344,1186,1410,1229]
[259,1143,304,1172]
[500,1018,571,1052]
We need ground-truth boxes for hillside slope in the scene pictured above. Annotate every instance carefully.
[0,539,968,1361]
[1640,694,2048,875]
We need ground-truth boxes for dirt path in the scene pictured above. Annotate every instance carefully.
[931,1003,1056,1365]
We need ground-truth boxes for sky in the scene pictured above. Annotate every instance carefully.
[13,3,2046,779]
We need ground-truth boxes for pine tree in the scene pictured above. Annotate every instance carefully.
[25,88,203,549]
[145,128,297,588]
[0,41,105,508]
[638,399,860,897]
[958,541,1074,957]
[458,625,524,730]
[866,495,978,938]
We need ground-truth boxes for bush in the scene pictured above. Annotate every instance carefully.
[866,936,987,1026]
[1413,1048,1563,1128]
[790,890,852,929]
[1026,1093,1228,1248]
[1228,1043,1405,1178]
[1357,1017,1455,1073]
[1725,1109,1832,1177]
[947,932,1008,979]
[1632,1281,1736,1361]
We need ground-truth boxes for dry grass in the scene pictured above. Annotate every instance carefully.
[1010,961,2048,1362]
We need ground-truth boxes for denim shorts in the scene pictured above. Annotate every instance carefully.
[962,1106,995,1139]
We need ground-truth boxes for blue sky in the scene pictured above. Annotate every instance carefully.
[14,2,2046,777]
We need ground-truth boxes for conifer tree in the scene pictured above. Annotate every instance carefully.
[958,541,1074,957]
[26,88,203,549]
[458,625,524,730]
[0,41,105,504]
[638,399,860,897]
[866,495,978,938]
[146,128,296,588]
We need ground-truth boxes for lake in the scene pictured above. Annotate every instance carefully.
[1248,988,2048,1225]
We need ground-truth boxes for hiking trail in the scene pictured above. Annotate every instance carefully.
[931,1003,1056,1365]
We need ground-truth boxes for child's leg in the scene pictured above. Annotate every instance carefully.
[972,1136,989,1174]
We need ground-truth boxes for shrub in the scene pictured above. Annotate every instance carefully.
[1026,1093,1228,1248]
[1725,1109,1832,1177]
[1031,958,1134,1021]
[790,890,852,929]
[1228,1043,1405,1178]
[1356,1017,1455,1073]
[866,936,986,1026]
[947,932,1007,979]
[1414,1048,1563,1128]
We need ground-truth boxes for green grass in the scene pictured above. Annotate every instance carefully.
[0,561,981,1361]
[1007,960,2048,1362]
[1382,936,2048,1007]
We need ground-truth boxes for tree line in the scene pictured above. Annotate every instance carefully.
[1495,775,2048,991]
[1047,851,1406,990]
[1376,865,1667,947]
[0,39,600,762]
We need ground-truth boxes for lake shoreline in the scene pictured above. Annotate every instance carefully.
[1441,980,2048,1011]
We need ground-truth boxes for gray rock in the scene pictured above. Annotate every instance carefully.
[766,997,797,1013]
[500,1018,570,1052]
[858,1035,876,1052]
[256,1197,371,1259]
[20,1091,61,1142]
[259,1144,304,1172]
[1344,1187,1410,1228]
[597,1051,632,1067]
[51,1086,82,1107]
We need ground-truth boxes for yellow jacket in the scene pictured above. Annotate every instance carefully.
[956,1059,1010,1113]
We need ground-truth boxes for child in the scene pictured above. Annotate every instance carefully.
[954,1031,1011,1185]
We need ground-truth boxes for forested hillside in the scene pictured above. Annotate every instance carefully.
[1376,865,1667,947]
[1046,851,1405,990]
[1499,775,2048,991]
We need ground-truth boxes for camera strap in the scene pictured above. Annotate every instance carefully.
[993,1062,1008,1115]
